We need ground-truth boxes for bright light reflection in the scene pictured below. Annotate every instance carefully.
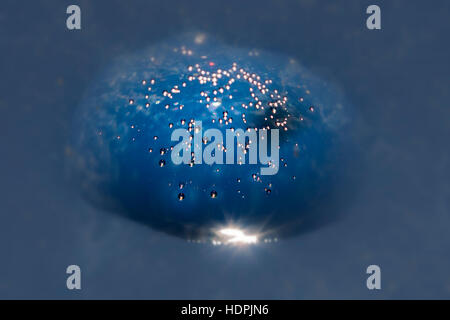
[216,228,258,245]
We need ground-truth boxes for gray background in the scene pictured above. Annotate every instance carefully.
[0,0,449,298]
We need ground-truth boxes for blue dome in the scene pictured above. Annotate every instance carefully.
[70,33,351,244]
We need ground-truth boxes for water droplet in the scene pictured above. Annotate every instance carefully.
[179,182,185,189]
[210,190,217,198]
[178,193,185,201]
[160,148,166,155]
[266,189,271,195]
[159,159,166,167]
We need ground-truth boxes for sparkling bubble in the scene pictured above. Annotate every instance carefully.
[178,193,185,201]
[72,32,351,243]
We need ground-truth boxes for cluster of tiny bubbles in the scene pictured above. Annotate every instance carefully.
[71,32,351,243]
